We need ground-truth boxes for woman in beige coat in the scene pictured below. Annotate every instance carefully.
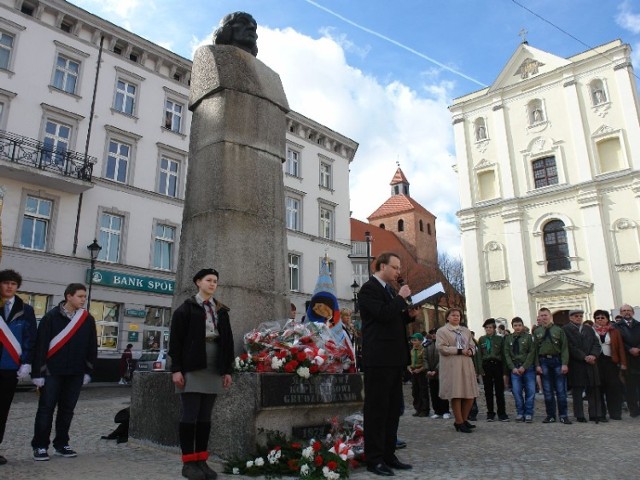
[436,308,479,433]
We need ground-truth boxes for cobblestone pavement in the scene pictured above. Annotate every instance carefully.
[1,383,637,479]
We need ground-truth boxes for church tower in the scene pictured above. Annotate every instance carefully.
[367,168,438,268]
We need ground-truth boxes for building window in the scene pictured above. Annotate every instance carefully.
[42,120,71,166]
[289,253,300,292]
[380,223,385,229]
[105,140,130,183]
[477,169,497,200]
[0,31,14,70]
[319,206,334,240]
[144,306,172,351]
[16,292,49,319]
[158,156,179,197]
[353,262,369,287]
[528,99,545,125]
[98,213,123,263]
[164,99,183,133]
[286,196,300,231]
[419,219,424,232]
[590,79,607,105]
[90,301,119,349]
[20,196,52,251]
[398,219,404,232]
[543,220,570,272]
[320,162,332,189]
[286,148,300,177]
[114,79,137,115]
[532,156,558,188]
[153,224,175,271]
[427,223,432,235]
[52,54,80,94]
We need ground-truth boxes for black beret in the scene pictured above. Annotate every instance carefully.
[192,268,219,284]
[483,318,496,328]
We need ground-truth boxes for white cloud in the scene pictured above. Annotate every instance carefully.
[253,27,460,254]
[616,1,640,34]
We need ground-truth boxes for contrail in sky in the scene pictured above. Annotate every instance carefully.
[303,0,487,87]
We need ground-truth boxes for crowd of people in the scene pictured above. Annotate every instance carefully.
[357,251,639,477]
[406,304,639,432]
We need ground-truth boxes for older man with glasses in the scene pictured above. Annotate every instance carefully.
[616,304,640,417]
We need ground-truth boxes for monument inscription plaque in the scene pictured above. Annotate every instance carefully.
[260,373,363,408]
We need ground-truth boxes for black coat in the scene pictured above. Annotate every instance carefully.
[168,296,234,376]
[32,303,98,377]
[357,276,411,368]
[563,322,601,387]
[616,319,640,374]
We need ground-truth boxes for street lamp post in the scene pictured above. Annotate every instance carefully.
[350,279,360,313]
[86,238,102,310]
[364,231,372,276]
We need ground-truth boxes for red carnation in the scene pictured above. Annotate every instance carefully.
[296,352,307,362]
[287,459,299,471]
[239,353,249,361]
[314,455,323,466]
[312,441,322,452]
[327,460,338,470]
[283,360,298,373]
[290,347,299,354]
[309,365,319,374]
[290,442,302,449]
[256,363,267,372]
[276,350,288,359]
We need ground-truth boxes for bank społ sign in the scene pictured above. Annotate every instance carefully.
[86,269,174,295]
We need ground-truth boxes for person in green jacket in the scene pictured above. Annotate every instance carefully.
[533,307,571,424]
[504,317,536,422]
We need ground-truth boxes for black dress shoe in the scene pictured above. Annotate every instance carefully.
[367,463,395,476]
[576,417,587,423]
[464,420,477,429]
[386,459,412,470]
[454,422,473,433]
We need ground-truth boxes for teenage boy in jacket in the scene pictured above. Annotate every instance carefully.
[0,269,37,465]
[31,283,97,461]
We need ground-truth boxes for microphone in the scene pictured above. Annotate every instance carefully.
[397,277,413,305]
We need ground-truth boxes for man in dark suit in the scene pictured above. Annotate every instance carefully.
[616,304,640,417]
[358,252,418,476]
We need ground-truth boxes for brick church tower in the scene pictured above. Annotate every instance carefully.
[367,168,438,268]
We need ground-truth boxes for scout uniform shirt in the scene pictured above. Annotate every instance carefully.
[410,345,427,371]
[533,323,569,365]
[477,333,505,374]
[504,332,536,370]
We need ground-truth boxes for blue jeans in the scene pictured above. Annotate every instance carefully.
[539,357,568,418]
[511,366,536,417]
[31,374,84,449]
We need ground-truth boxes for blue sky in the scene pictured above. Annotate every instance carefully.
[69,0,640,255]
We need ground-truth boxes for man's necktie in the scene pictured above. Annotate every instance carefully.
[3,301,10,320]
[385,284,394,299]
[513,336,520,355]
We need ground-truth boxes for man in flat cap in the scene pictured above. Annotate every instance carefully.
[478,318,509,422]
[563,309,601,422]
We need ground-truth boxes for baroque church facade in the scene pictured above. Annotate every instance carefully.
[450,39,640,331]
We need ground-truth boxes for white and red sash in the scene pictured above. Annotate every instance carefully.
[0,316,22,365]
[47,308,89,359]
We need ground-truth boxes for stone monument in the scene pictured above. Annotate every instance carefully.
[130,13,364,460]
[174,12,290,350]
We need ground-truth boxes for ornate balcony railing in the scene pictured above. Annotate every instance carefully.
[0,130,96,182]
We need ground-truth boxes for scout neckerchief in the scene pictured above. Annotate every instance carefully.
[47,308,89,359]
[0,315,22,365]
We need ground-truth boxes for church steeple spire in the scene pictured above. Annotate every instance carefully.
[390,167,410,196]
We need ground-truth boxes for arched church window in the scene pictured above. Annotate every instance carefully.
[543,220,570,272]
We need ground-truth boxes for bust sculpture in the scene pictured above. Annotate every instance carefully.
[213,11,258,56]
